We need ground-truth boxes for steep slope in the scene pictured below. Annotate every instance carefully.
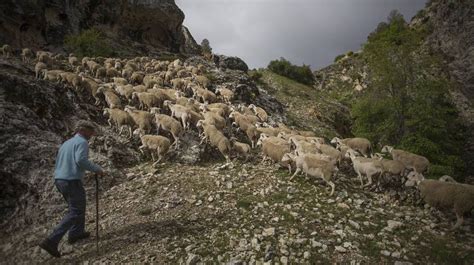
[312,1,474,178]
[0,0,201,54]
[255,70,352,138]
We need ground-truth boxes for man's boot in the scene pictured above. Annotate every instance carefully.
[39,239,61,258]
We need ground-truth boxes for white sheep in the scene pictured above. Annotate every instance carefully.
[21,48,34,63]
[197,120,232,162]
[163,100,190,129]
[345,149,383,187]
[230,137,251,161]
[405,171,474,230]
[1,44,12,58]
[125,106,154,134]
[215,87,234,103]
[331,137,372,157]
[381,145,430,174]
[34,62,47,79]
[138,135,171,166]
[103,108,135,138]
[154,114,184,149]
[249,104,268,122]
[97,86,122,109]
[132,92,162,110]
[282,152,338,196]
[256,136,291,172]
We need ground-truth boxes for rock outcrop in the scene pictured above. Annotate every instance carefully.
[0,0,200,54]
[0,59,138,233]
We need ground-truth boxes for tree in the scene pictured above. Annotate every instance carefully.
[201,39,212,54]
[352,10,466,178]
[267,58,314,85]
[64,29,113,57]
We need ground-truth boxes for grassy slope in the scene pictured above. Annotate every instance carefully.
[256,70,352,139]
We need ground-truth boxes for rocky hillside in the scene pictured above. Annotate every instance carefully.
[0,0,201,55]
[0,0,473,264]
[313,0,474,177]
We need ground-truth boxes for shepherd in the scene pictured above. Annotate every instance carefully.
[39,120,106,258]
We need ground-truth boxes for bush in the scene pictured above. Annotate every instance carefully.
[267,58,314,85]
[334,54,345,62]
[65,29,113,58]
[249,71,263,82]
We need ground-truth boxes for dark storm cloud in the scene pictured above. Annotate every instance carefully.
[176,0,427,69]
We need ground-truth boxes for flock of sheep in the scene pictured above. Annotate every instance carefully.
[2,43,473,231]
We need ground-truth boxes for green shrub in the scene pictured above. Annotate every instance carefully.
[65,29,113,58]
[267,58,314,85]
[334,54,345,62]
[346,51,354,56]
[249,71,263,82]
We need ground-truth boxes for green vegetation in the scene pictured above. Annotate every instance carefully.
[248,70,263,82]
[352,10,466,179]
[201,38,212,54]
[64,29,113,57]
[267,57,314,85]
[334,54,345,62]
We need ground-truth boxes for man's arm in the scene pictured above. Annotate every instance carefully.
[75,141,103,173]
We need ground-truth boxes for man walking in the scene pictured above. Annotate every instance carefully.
[39,120,105,258]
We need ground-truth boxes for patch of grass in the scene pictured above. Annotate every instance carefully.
[138,207,153,216]
[424,237,474,264]
[360,239,382,258]
[236,199,253,210]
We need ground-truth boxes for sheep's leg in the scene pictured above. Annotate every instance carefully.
[451,212,464,230]
[181,117,187,130]
[363,174,373,188]
[290,168,301,180]
[326,181,336,196]
[119,125,124,135]
[357,172,364,187]
[152,150,162,167]
[199,135,207,145]
[128,126,133,139]
[288,164,292,174]
[139,145,146,156]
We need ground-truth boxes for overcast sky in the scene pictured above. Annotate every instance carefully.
[176,0,427,70]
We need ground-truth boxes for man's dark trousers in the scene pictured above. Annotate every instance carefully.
[47,179,86,246]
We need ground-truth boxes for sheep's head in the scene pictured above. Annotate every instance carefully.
[405,171,424,187]
[371,153,384,160]
[150,107,161,114]
[345,149,358,159]
[196,119,205,129]
[132,128,144,137]
[330,137,341,145]
[163,100,171,107]
[229,111,237,120]
[277,132,286,139]
[199,103,208,111]
[381,145,393,153]
[281,153,294,164]
[102,108,110,116]
[257,133,269,144]
[439,175,457,183]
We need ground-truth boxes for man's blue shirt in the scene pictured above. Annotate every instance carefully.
[54,133,102,181]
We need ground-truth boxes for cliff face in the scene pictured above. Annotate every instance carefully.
[414,0,474,102]
[0,0,200,54]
